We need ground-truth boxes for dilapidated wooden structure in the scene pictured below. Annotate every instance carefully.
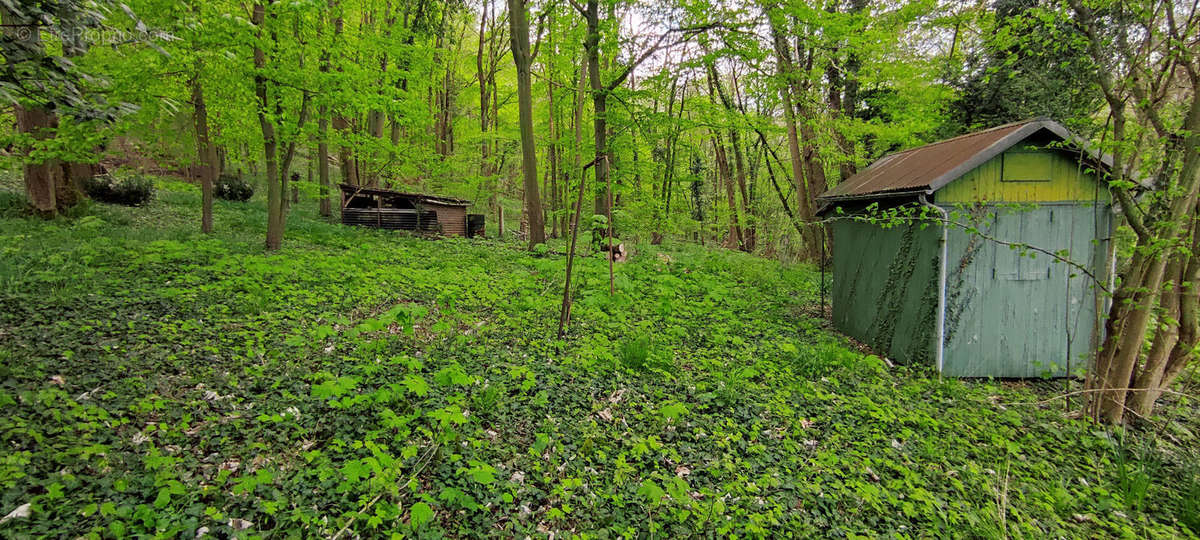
[817,119,1118,378]
[339,184,482,237]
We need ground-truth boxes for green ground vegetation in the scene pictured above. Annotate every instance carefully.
[1,181,1197,538]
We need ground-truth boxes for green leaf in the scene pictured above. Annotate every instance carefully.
[659,401,689,422]
[409,502,434,528]
[153,487,171,509]
[403,374,429,397]
[638,479,666,506]
[465,461,497,484]
[312,376,359,400]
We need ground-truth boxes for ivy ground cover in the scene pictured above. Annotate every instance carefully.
[0,182,1197,538]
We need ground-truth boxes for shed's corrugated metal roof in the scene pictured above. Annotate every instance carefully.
[817,118,1119,204]
[339,183,471,207]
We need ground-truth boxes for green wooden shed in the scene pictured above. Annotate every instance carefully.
[816,119,1118,377]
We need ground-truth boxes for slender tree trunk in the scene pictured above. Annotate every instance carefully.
[584,0,610,220]
[661,77,686,234]
[190,69,217,234]
[252,2,283,251]
[571,57,586,236]
[507,0,546,248]
[335,117,358,185]
[769,19,820,261]
[330,6,358,187]
[760,138,806,237]
[318,107,332,217]
[431,5,452,159]
[546,21,559,238]
[558,155,589,337]
[580,0,617,292]
[707,60,753,252]
[477,0,491,185]
[485,3,505,203]
[316,3,334,218]
[651,78,677,242]
[385,3,404,168]
[712,133,741,249]
[731,133,753,251]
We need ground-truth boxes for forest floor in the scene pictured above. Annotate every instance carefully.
[0,179,1198,538]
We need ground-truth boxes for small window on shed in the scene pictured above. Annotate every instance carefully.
[1001,151,1052,182]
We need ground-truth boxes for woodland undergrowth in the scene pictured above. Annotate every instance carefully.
[0,181,1197,538]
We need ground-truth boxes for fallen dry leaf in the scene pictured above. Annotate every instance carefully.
[0,503,30,524]
[228,518,254,530]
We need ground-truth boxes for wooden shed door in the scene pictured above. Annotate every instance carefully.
[990,209,1063,377]
[943,206,1102,377]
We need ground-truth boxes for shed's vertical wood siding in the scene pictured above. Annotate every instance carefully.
[831,220,942,366]
[935,149,1110,204]
[429,204,467,236]
[941,204,1112,377]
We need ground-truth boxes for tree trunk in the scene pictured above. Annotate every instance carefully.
[545,21,559,238]
[571,57,586,237]
[1129,253,1184,416]
[252,2,284,251]
[58,15,95,207]
[316,1,333,217]
[331,7,358,187]
[558,150,589,338]
[731,132,754,252]
[584,0,611,220]
[507,0,546,248]
[13,105,63,218]
[706,60,754,252]
[713,133,741,249]
[335,115,358,186]
[477,0,492,195]
[2,5,79,218]
[769,19,820,261]
[1089,85,1200,423]
[190,69,217,234]
[318,107,332,217]
[431,5,452,159]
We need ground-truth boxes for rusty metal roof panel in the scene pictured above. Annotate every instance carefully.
[816,118,1138,208]
[820,120,1036,202]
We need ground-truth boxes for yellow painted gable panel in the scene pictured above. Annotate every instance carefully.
[935,149,1110,204]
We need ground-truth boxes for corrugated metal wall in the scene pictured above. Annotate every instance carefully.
[830,142,1114,377]
[831,220,942,366]
[941,204,1111,377]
